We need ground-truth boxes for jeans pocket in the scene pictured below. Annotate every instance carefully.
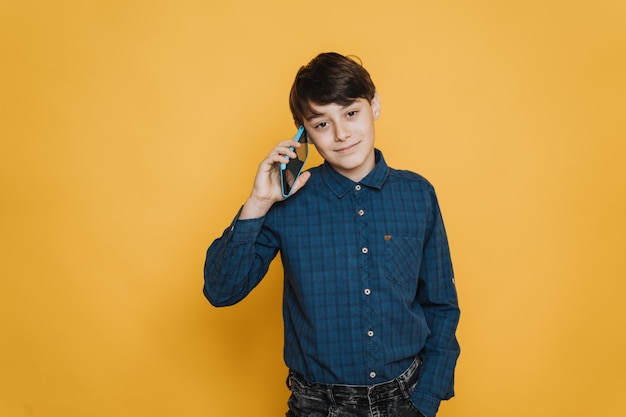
[287,388,333,417]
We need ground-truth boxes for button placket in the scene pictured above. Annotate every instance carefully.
[355,182,377,381]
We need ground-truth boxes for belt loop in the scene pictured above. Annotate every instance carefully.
[399,356,421,387]
[396,357,419,401]
[326,385,336,410]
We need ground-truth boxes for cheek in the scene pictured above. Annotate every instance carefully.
[308,134,332,151]
[311,143,329,159]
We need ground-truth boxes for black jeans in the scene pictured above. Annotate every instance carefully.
[286,358,425,417]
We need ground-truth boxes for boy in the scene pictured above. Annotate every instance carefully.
[204,52,460,417]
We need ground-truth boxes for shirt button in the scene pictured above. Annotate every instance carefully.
[369,371,376,379]
[361,247,368,254]
[364,288,371,296]
[355,185,362,191]
[358,209,365,216]
[367,330,374,337]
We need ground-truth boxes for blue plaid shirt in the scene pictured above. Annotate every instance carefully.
[204,149,460,417]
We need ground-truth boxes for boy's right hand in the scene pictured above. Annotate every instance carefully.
[239,139,311,220]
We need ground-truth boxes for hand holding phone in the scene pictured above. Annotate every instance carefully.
[280,126,308,198]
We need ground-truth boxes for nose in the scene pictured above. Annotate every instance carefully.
[334,122,350,141]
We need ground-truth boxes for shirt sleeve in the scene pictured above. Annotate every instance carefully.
[203,208,280,307]
[411,188,461,417]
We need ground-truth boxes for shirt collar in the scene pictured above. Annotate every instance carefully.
[321,149,390,198]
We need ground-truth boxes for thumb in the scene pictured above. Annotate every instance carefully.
[289,170,311,196]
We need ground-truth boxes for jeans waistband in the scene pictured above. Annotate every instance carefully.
[288,357,422,403]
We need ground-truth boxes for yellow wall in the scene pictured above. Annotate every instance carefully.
[1,1,625,416]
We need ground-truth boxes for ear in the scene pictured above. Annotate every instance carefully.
[371,92,381,120]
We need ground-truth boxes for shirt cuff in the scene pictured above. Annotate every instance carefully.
[229,212,265,244]
[411,390,441,417]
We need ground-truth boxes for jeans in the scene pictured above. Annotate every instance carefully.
[286,358,425,417]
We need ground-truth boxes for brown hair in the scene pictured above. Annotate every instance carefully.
[289,52,376,126]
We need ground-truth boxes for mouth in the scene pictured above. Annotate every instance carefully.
[335,141,360,153]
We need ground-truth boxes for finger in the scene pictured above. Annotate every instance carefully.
[269,146,297,165]
[264,148,291,167]
[281,142,300,160]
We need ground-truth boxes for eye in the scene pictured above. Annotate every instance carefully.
[346,110,358,118]
[315,121,328,129]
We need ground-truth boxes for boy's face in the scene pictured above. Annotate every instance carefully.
[303,93,381,182]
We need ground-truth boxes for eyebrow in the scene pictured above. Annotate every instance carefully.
[305,110,325,120]
[305,102,359,121]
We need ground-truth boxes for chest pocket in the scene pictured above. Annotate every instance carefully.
[384,235,423,286]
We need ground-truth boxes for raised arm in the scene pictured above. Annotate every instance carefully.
[203,137,311,306]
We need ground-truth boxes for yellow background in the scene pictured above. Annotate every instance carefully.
[1,1,625,416]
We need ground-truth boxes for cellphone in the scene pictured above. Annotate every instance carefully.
[280,126,308,198]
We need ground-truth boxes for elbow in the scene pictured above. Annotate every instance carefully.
[203,262,236,307]
[202,282,244,307]
[203,258,256,307]
[203,285,234,307]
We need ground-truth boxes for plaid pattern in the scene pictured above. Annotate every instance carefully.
[204,150,459,417]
